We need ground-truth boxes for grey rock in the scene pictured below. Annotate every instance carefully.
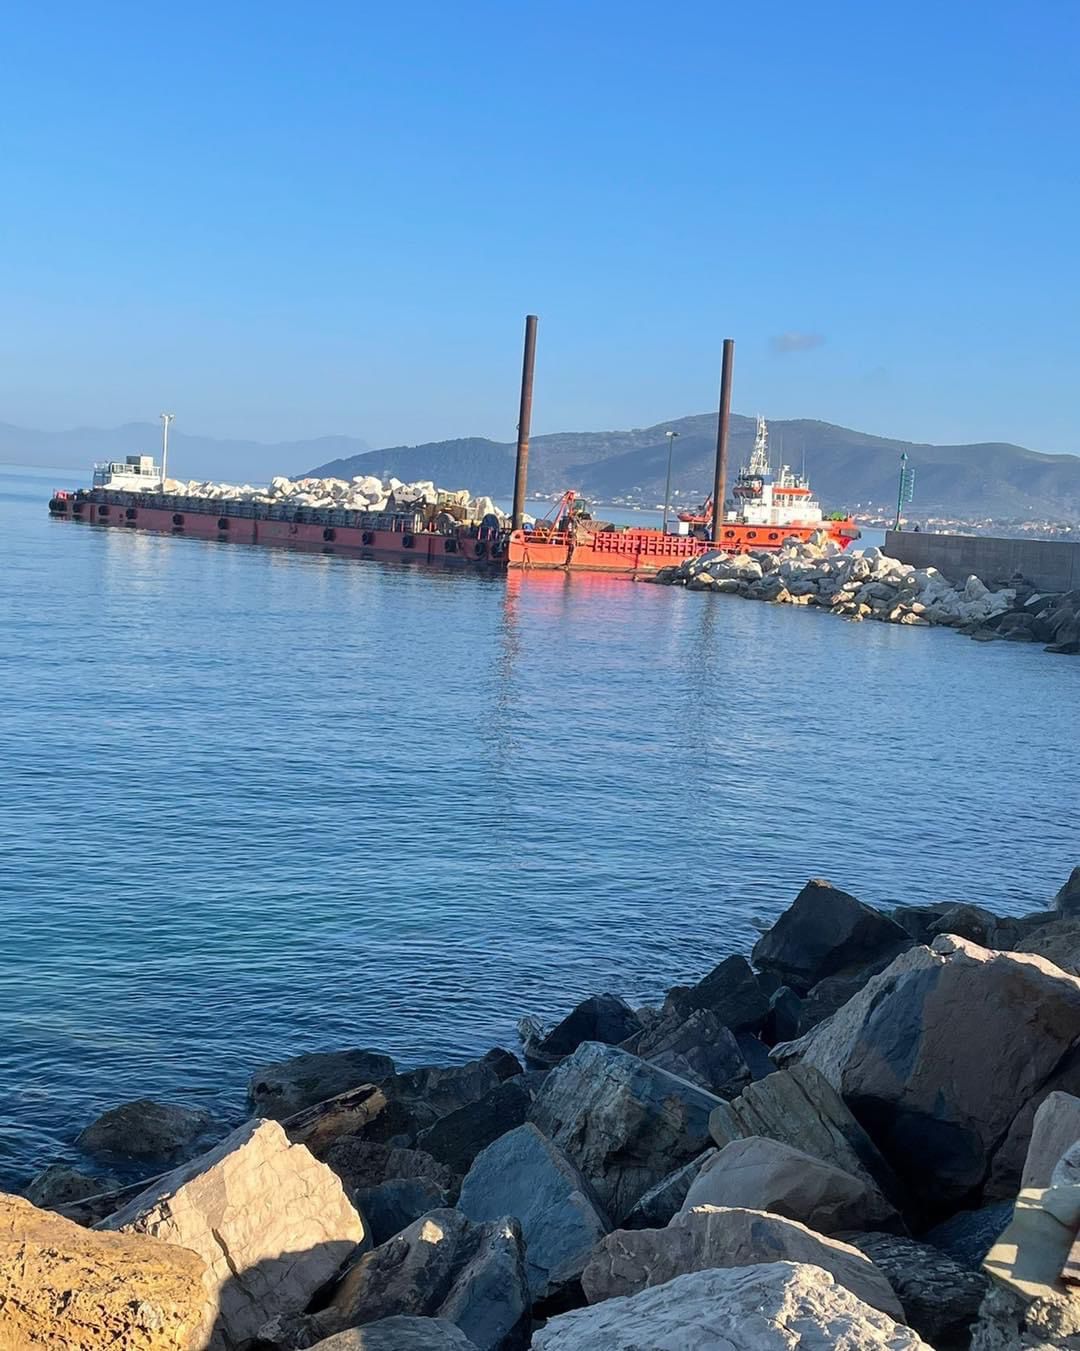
[1022,1092,1080,1189]
[457,1122,608,1303]
[923,1200,1015,1270]
[969,1281,1080,1351]
[101,1118,365,1351]
[24,1162,118,1209]
[752,878,912,994]
[1017,917,1080,977]
[529,1041,722,1224]
[683,1136,885,1233]
[522,994,642,1068]
[708,1063,901,1224]
[841,1230,988,1349]
[279,1208,529,1351]
[987,1044,1080,1197]
[380,1060,503,1140]
[320,1138,459,1199]
[928,903,1005,947]
[621,1151,715,1229]
[628,1008,750,1098]
[305,1317,476,1351]
[536,1262,930,1350]
[355,1177,452,1245]
[666,954,769,1030]
[249,1049,396,1119]
[799,966,882,1033]
[775,936,1080,1209]
[581,1205,904,1321]
[735,1032,776,1081]
[1056,867,1080,917]
[891,902,957,945]
[76,1098,210,1162]
[416,1078,531,1175]
[55,1173,165,1227]
[1052,1138,1080,1186]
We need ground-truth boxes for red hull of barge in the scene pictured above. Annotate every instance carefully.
[505,520,859,576]
[49,495,859,579]
[48,496,503,566]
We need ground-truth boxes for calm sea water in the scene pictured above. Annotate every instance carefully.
[1,465,1076,1187]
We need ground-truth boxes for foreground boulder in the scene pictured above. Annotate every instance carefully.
[0,1192,207,1350]
[77,1099,210,1162]
[840,1230,988,1349]
[682,1135,885,1233]
[458,1123,608,1302]
[752,879,911,994]
[581,1205,904,1320]
[708,1062,901,1225]
[100,1119,364,1351]
[249,1049,395,1118]
[264,1208,529,1351]
[528,1041,721,1224]
[775,936,1080,1210]
[537,1262,931,1349]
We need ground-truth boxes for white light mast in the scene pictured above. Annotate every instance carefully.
[160,412,175,490]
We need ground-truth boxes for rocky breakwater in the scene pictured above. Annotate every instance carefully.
[656,533,1080,654]
[160,473,506,524]
[7,865,1080,1348]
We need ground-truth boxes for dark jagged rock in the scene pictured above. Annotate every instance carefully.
[891,902,957,944]
[522,994,642,1068]
[482,1047,524,1080]
[664,954,769,1031]
[621,1151,716,1229]
[319,1138,459,1201]
[416,1078,532,1175]
[763,986,803,1044]
[1055,866,1080,917]
[840,1230,988,1349]
[735,1032,776,1081]
[529,1041,722,1225]
[76,1099,211,1163]
[294,1317,477,1350]
[752,879,911,994]
[927,903,1003,947]
[248,1049,396,1119]
[354,1176,452,1245]
[458,1122,609,1303]
[626,1008,749,1098]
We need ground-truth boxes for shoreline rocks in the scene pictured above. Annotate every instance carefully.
[8,860,1080,1350]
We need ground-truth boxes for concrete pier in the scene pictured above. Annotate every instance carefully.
[884,531,1080,593]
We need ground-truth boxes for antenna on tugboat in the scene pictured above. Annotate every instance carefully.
[711,339,734,545]
[512,316,538,531]
[160,412,175,491]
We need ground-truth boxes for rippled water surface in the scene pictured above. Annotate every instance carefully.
[2,465,1077,1185]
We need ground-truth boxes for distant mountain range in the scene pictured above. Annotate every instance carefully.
[6,414,1080,520]
[310,414,1080,521]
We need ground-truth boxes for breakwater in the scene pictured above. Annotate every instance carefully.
[6,864,1080,1348]
[885,529,1080,595]
[656,532,1080,654]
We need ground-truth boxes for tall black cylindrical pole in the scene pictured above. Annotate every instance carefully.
[711,339,734,544]
[512,315,538,530]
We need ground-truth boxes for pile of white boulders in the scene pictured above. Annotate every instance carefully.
[163,473,505,523]
[657,531,1015,630]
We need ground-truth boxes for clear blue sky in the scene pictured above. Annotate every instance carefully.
[2,1,1078,451]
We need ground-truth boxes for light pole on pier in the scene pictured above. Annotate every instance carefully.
[160,413,175,491]
[662,430,679,533]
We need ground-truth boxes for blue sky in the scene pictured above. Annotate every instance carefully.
[2,1,1078,451]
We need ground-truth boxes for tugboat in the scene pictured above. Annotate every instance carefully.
[677,416,858,551]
